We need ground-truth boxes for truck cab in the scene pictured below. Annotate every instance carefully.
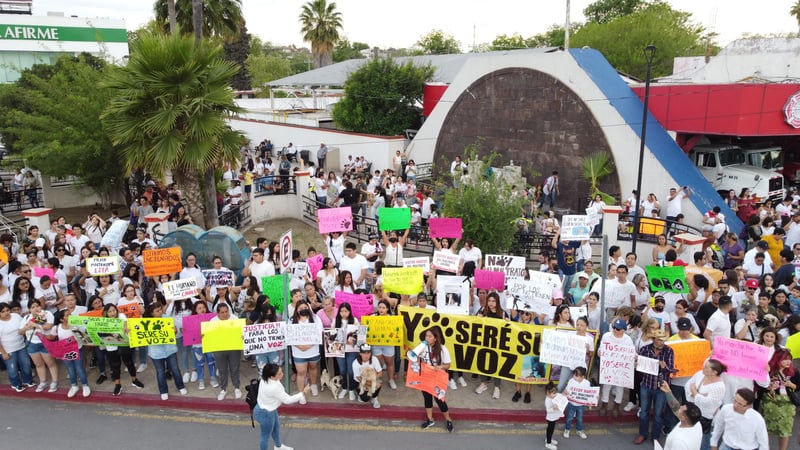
[690,144,785,202]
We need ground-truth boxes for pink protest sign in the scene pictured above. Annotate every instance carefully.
[33,266,55,280]
[181,313,216,346]
[334,291,375,320]
[307,254,324,281]
[712,336,770,382]
[474,269,505,290]
[38,334,80,360]
[318,207,353,234]
[428,218,462,239]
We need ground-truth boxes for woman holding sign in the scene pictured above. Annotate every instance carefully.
[144,302,187,400]
[417,326,454,432]
[291,301,323,402]
[335,302,360,400]
[102,303,143,396]
[19,299,59,393]
[52,308,90,398]
[475,292,508,399]
[763,348,799,450]
[212,303,242,401]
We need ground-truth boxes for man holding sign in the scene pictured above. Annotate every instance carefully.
[634,329,675,445]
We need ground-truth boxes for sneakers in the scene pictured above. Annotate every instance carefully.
[210,378,220,388]
[563,430,570,439]
[349,390,356,401]
[577,431,587,439]
[545,444,558,450]
[446,421,454,433]
[136,364,147,373]
[35,382,47,393]
[420,419,435,429]
[234,388,242,399]
[217,390,226,401]
[12,385,25,393]
[299,396,307,405]
[623,401,637,412]
[512,391,522,402]
[132,379,145,389]
[492,387,500,399]
[389,379,397,390]
[180,388,188,396]
[310,384,318,396]
[550,439,558,445]
[113,384,122,396]
[48,382,58,393]
[25,381,37,388]
[524,392,531,403]
[338,389,347,400]
[182,372,190,383]
[448,379,458,390]
[372,398,381,409]
[275,445,294,450]
[96,374,107,384]
[198,381,206,391]
[475,383,488,394]
[161,393,169,400]
[190,371,198,382]
[82,385,91,397]
[457,376,467,387]
[67,385,79,398]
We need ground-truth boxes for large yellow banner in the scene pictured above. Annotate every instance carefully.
[399,306,550,384]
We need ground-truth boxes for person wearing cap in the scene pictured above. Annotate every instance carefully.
[703,296,734,346]
[568,272,591,305]
[633,328,675,445]
[598,318,634,416]
[352,343,383,408]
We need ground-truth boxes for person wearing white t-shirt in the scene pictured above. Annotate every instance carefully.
[458,239,482,273]
[338,242,368,290]
[352,344,384,408]
[323,231,346,267]
[665,186,690,222]
[594,265,636,319]
[242,248,275,292]
[703,296,733,346]
[69,226,91,253]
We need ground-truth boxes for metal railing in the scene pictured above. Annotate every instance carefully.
[616,215,703,243]
[253,175,298,197]
[0,187,44,213]
[218,200,252,230]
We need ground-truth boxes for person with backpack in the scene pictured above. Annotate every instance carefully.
[251,363,310,450]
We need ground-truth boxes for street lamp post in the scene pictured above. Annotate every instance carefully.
[631,45,657,255]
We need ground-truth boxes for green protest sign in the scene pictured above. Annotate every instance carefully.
[645,265,688,293]
[68,316,128,346]
[262,275,286,314]
[378,207,411,231]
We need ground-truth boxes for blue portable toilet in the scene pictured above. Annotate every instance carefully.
[159,225,251,277]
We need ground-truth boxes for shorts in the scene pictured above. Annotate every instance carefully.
[27,341,47,355]
[371,346,395,357]
[293,355,321,365]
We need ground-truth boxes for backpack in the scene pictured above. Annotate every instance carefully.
[245,378,260,428]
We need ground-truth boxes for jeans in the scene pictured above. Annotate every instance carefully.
[538,191,556,208]
[95,347,107,374]
[192,347,217,382]
[565,403,584,431]
[255,351,281,371]
[64,355,88,386]
[137,346,148,365]
[557,366,574,393]
[5,348,33,387]
[175,335,190,374]
[253,404,282,450]
[638,385,666,440]
[152,353,185,394]
[336,352,358,390]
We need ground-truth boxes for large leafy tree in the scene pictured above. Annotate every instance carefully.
[223,25,253,91]
[333,38,369,62]
[489,33,529,51]
[246,54,292,95]
[299,0,343,69]
[0,54,123,206]
[154,0,243,38]
[583,0,644,24]
[332,58,434,136]
[101,32,244,229]
[415,29,461,55]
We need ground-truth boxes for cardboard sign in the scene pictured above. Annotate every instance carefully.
[786,332,800,360]
[431,251,460,273]
[540,328,589,368]
[667,339,711,377]
[484,254,528,281]
[636,355,660,375]
[427,217,462,239]
[261,274,286,314]
[406,361,448,400]
[38,334,80,360]
[203,269,235,288]
[292,262,308,280]
[33,266,54,280]
[507,279,553,312]
[323,329,345,358]
[163,278,200,301]
[712,336,770,382]
[334,291,375,319]
[181,313,216,346]
[318,206,353,234]
[86,256,119,276]
[528,270,562,289]
[378,207,411,231]
[307,254,324,281]
[435,275,471,316]
[599,338,636,389]
[646,266,688,293]
[67,316,127,346]
[142,247,182,277]
[474,269,505,290]
[560,215,591,241]
[284,322,322,346]
[201,319,245,352]
[382,267,424,295]
[552,393,568,412]
[403,257,430,276]
[362,315,404,346]
[127,318,176,348]
[569,306,588,321]
[243,322,285,356]
[117,302,141,319]
[565,385,600,407]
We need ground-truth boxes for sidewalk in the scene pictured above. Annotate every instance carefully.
[0,360,637,424]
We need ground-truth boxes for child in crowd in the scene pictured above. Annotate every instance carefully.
[544,382,564,449]
[563,366,589,440]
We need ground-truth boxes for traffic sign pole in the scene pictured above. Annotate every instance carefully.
[280,230,292,392]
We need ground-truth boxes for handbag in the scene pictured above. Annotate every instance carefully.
[778,373,800,407]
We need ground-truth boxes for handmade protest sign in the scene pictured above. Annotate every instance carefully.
[292,262,308,280]
[38,334,80,360]
[599,338,636,389]
[436,275,471,315]
[552,393,568,412]
[484,254,528,281]
[86,256,119,276]
[203,269,235,288]
[323,329,345,358]
[565,385,600,407]
[307,254,324,281]
[318,206,353,234]
[712,336,770,382]
[377,207,411,231]
[474,269,505,290]
[243,322,285,356]
[667,339,711,377]
[506,279,552,312]
[68,316,127,346]
[284,322,322,346]
[142,247,182,277]
[427,218,462,239]
[560,215,591,241]
[127,318,176,348]
[406,361,448,400]
[201,319,245,353]
[540,328,588,368]
[33,266,54,280]
[403,257,430,276]
[431,251,460,273]
[382,267,423,295]
[362,315,403,346]
[636,355,660,375]
[344,325,367,352]
[569,306,588,321]
[261,275,286,314]
[400,305,548,384]
[181,313,216,346]
[645,266,688,294]
[334,291,374,319]
[117,302,141,319]
[528,270,562,289]
[163,278,199,301]
[786,332,800,360]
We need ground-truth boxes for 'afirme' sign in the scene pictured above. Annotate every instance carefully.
[0,24,128,43]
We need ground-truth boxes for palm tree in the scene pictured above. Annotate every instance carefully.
[299,0,343,69]
[792,0,800,34]
[154,0,243,38]
[166,0,177,33]
[101,32,244,229]
[580,151,616,204]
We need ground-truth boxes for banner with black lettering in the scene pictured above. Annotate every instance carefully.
[399,305,550,384]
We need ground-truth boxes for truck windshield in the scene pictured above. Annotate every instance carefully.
[718,149,745,166]
[747,150,782,170]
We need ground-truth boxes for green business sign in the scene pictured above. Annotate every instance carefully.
[0,24,127,43]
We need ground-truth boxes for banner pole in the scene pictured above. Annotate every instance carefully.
[283,272,291,393]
